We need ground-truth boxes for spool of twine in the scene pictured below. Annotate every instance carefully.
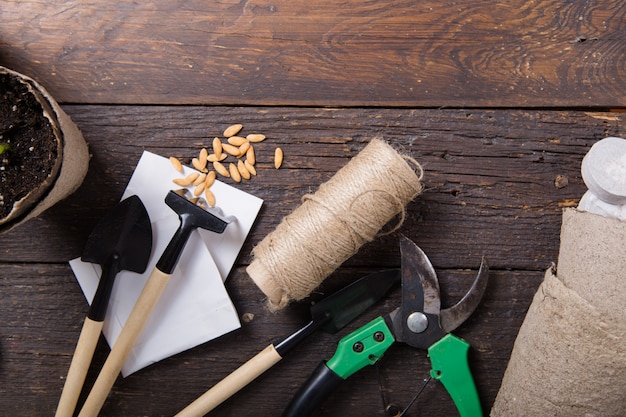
[246,138,423,310]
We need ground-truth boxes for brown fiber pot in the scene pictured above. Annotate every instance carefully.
[0,66,89,233]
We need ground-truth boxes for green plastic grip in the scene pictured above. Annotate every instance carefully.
[428,334,483,417]
[326,316,395,379]
[282,318,394,417]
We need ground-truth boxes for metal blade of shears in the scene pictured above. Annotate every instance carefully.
[400,235,441,316]
[440,257,489,333]
[388,236,446,349]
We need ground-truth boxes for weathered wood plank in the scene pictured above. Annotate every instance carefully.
[1,0,624,107]
[0,263,541,416]
[0,106,621,270]
[0,106,621,415]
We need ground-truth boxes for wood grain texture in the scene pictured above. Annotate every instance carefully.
[0,106,623,416]
[1,1,625,414]
[0,106,619,268]
[0,263,541,417]
[1,0,625,107]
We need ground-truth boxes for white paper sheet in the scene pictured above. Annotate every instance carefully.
[70,151,263,376]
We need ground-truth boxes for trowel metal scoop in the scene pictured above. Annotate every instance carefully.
[78,189,232,417]
[55,194,153,417]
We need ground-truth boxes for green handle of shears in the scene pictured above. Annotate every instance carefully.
[428,334,483,417]
[327,316,395,379]
[281,317,395,417]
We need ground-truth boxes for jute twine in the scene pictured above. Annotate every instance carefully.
[247,138,423,310]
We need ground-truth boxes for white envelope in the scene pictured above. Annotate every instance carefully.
[70,151,263,376]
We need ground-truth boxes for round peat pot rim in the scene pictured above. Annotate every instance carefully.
[0,66,89,233]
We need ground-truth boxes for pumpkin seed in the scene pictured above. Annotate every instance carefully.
[193,182,205,196]
[173,172,200,186]
[274,147,283,169]
[227,136,248,146]
[247,134,266,143]
[229,162,242,182]
[169,157,183,173]
[237,160,251,180]
[208,153,228,162]
[223,124,243,138]
[192,157,208,172]
[205,189,216,207]
[213,137,223,159]
[213,161,230,177]
[246,145,256,165]
[244,159,257,176]
[237,142,250,158]
[193,173,207,186]
[222,143,242,157]
[205,171,216,188]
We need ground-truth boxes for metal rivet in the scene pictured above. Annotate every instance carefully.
[353,341,364,352]
[407,312,428,333]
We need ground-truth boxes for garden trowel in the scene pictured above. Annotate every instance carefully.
[77,189,232,417]
[56,194,153,417]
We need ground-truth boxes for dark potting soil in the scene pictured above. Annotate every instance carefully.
[0,72,59,219]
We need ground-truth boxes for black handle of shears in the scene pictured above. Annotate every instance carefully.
[282,317,395,417]
[282,361,344,417]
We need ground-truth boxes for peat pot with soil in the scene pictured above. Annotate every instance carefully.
[0,66,89,233]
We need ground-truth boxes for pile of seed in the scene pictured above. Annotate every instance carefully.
[169,124,283,207]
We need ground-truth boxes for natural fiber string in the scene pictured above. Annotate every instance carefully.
[246,138,424,310]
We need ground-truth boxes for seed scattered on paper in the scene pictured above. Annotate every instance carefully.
[169,157,183,173]
[204,189,216,207]
[169,124,284,207]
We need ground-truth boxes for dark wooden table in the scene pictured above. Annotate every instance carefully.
[1,1,624,416]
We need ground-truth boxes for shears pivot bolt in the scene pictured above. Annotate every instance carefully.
[407,312,428,333]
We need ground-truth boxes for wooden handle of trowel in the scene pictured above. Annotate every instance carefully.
[55,317,104,417]
[175,344,283,417]
[77,268,172,417]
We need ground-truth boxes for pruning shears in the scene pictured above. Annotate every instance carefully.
[282,235,489,417]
